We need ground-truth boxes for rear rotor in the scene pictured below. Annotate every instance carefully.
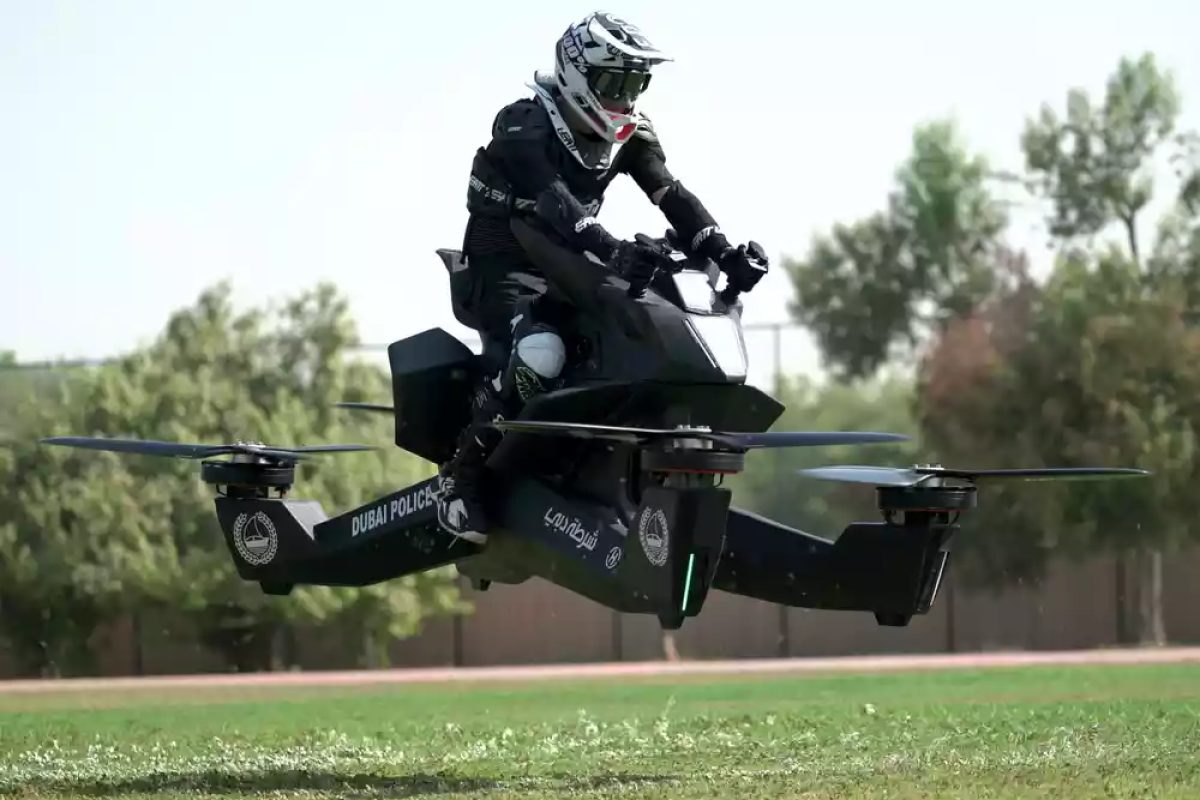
[488,419,914,505]
[41,436,377,498]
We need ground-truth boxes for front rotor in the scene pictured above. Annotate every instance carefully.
[798,462,1149,524]
[491,419,912,481]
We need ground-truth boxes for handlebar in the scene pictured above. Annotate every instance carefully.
[622,232,768,309]
[718,283,741,308]
[624,233,681,298]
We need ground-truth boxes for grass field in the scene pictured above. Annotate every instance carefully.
[1,662,1198,799]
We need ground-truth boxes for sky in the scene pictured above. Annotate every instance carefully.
[3,0,1199,388]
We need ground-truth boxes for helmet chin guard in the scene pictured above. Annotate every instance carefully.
[553,12,671,145]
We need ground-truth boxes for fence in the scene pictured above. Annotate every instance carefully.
[4,545,1197,678]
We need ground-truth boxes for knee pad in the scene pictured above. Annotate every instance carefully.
[504,325,565,401]
[515,329,565,379]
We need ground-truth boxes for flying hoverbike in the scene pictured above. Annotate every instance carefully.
[44,220,1148,630]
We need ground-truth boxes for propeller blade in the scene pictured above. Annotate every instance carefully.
[492,421,910,450]
[797,465,924,486]
[41,436,377,461]
[336,402,394,414]
[798,464,1151,487]
[490,421,686,443]
[41,437,230,459]
[922,466,1151,481]
[717,431,910,449]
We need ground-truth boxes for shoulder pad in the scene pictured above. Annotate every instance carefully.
[492,99,552,142]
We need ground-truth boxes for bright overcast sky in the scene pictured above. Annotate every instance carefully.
[3,0,1198,386]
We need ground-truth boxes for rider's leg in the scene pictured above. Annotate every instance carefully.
[436,263,566,543]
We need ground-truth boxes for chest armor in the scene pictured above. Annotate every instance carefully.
[466,93,641,220]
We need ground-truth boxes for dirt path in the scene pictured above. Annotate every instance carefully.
[1,647,1197,694]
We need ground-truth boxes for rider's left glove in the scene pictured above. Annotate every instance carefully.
[612,239,663,298]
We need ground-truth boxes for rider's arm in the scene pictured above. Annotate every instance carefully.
[489,103,622,261]
[624,116,732,260]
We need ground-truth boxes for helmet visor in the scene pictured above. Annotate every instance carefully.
[588,69,652,105]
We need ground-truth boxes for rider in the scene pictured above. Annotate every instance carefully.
[436,11,769,543]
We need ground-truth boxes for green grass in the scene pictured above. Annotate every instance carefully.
[1,663,1198,798]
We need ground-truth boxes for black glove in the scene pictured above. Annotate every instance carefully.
[612,239,663,298]
[716,241,769,293]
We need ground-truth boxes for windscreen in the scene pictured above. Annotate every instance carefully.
[672,270,717,313]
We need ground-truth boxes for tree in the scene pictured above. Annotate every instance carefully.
[729,373,926,538]
[0,282,465,674]
[0,383,170,676]
[915,53,1200,643]
[918,247,1200,606]
[0,358,77,439]
[1015,52,1199,644]
[914,252,1056,588]
[1021,53,1181,263]
[1147,206,1200,311]
[786,121,1010,380]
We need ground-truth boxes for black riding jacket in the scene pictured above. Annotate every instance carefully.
[463,83,726,265]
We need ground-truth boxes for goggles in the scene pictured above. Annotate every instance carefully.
[588,68,652,104]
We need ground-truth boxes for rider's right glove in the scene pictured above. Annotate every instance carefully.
[691,227,769,295]
[716,242,769,293]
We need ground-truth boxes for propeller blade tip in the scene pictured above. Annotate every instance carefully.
[335,402,395,413]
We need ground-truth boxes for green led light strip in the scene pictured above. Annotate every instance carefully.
[681,552,696,613]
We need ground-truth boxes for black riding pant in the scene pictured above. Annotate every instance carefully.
[465,251,549,376]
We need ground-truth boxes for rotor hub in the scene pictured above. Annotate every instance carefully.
[231,451,270,466]
[668,425,713,449]
[668,436,714,451]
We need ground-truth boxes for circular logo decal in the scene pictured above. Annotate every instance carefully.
[605,545,622,570]
[233,511,278,566]
[638,508,669,568]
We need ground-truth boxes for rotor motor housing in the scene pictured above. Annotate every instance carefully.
[876,484,977,520]
[639,447,746,475]
[201,458,296,498]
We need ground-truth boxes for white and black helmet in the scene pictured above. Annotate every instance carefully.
[553,12,671,144]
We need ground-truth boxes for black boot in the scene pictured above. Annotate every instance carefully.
[436,379,507,544]
[437,305,564,543]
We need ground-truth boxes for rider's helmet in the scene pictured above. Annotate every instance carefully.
[553,12,672,144]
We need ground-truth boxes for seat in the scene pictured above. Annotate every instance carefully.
[437,248,480,331]
[436,248,508,378]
